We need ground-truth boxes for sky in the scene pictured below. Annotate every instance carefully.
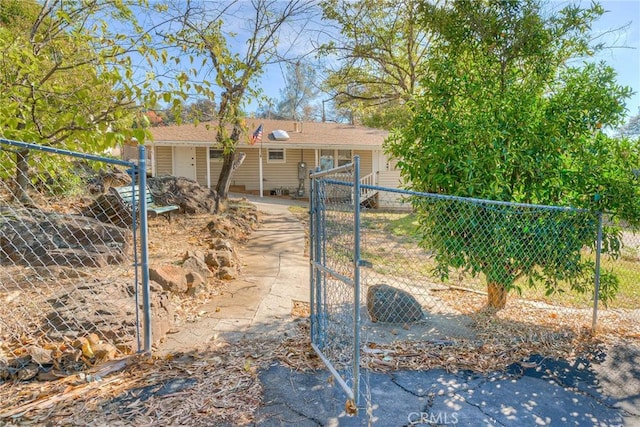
[136,0,640,124]
[253,0,640,123]
[586,0,640,120]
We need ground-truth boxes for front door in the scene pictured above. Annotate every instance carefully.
[173,146,196,180]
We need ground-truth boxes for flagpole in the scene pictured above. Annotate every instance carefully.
[259,138,263,198]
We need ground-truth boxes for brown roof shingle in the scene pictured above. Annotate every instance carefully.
[148,119,388,149]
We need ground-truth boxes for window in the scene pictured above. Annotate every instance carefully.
[337,150,352,167]
[267,148,285,163]
[319,149,352,170]
[320,149,334,171]
[209,148,224,162]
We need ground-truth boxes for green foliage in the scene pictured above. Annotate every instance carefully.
[275,62,320,121]
[320,0,429,127]
[386,0,639,306]
[0,0,197,203]
[414,196,622,301]
[0,0,152,150]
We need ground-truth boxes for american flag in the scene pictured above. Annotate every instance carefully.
[250,124,263,145]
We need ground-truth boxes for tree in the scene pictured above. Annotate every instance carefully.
[275,62,320,121]
[319,0,432,128]
[0,0,186,202]
[155,98,217,125]
[163,0,315,200]
[386,0,639,309]
[616,110,640,139]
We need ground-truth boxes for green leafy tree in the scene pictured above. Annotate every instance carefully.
[386,0,639,309]
[275,62,320,121]
[320,0,431,128]
[0,0,186,203]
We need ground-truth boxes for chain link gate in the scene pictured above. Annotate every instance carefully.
[309,156,363,406]
[0,139,152,386]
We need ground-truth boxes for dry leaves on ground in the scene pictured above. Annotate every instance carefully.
[0,338,280,426]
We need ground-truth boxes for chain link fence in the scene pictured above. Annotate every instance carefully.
[361,189,639,339]
[310,156,640,408]
[0,139,148,386]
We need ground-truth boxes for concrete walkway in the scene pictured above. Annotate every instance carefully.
[158,195,309,352]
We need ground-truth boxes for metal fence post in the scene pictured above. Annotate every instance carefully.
[309,170,317,344]
[138,145,152,353]
[318,174,327,345]
[592,211,603,332]
[352,155,362,406]
[127,168,141,353]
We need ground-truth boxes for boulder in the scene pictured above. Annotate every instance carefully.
[186,271,207,296]
[216,251,234,268]
[182,253,214,279]
[27,345,53,365]
[42,278,171,355]
[211,238,234,252]
[148,281,174,346]
[0,207,130,268]
[204,251,220,269]
[148,176,219,214]
[149,264,188,294]
[218,266,236,280]
[366,284,423,323]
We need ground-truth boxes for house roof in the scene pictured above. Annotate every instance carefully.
[148,119,389,150]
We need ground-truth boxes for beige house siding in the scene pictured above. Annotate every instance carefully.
[195,147,208,186]
[151,144,394,198]
[230,148,308,195]
[378,170,404,189]
[354,150,372,177]
[155,146,173,176]
[378,170,406,208]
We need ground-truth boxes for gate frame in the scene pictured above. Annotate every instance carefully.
[309,155,362,406]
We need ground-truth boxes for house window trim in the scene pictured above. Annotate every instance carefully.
[337,149,353,167]
[209,148,224,162]
[319,149,353,169]
[267,148,286,164]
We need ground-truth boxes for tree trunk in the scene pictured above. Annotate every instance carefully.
[487,281,508,310]
[216,153,234,200]
[215,152,246,201]
[14,148,34,205]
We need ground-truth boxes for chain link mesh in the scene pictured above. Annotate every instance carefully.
[310,167,359,400]
[359,187,640,344]
[311,159,639,406]
[0,142,141,385]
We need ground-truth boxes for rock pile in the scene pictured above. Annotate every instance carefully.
[0,207,130,268]
[149,239,240,297]
[148,176,220,214]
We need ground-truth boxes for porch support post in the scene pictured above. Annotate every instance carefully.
[150,145,156,177]
[259,141,264,198]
